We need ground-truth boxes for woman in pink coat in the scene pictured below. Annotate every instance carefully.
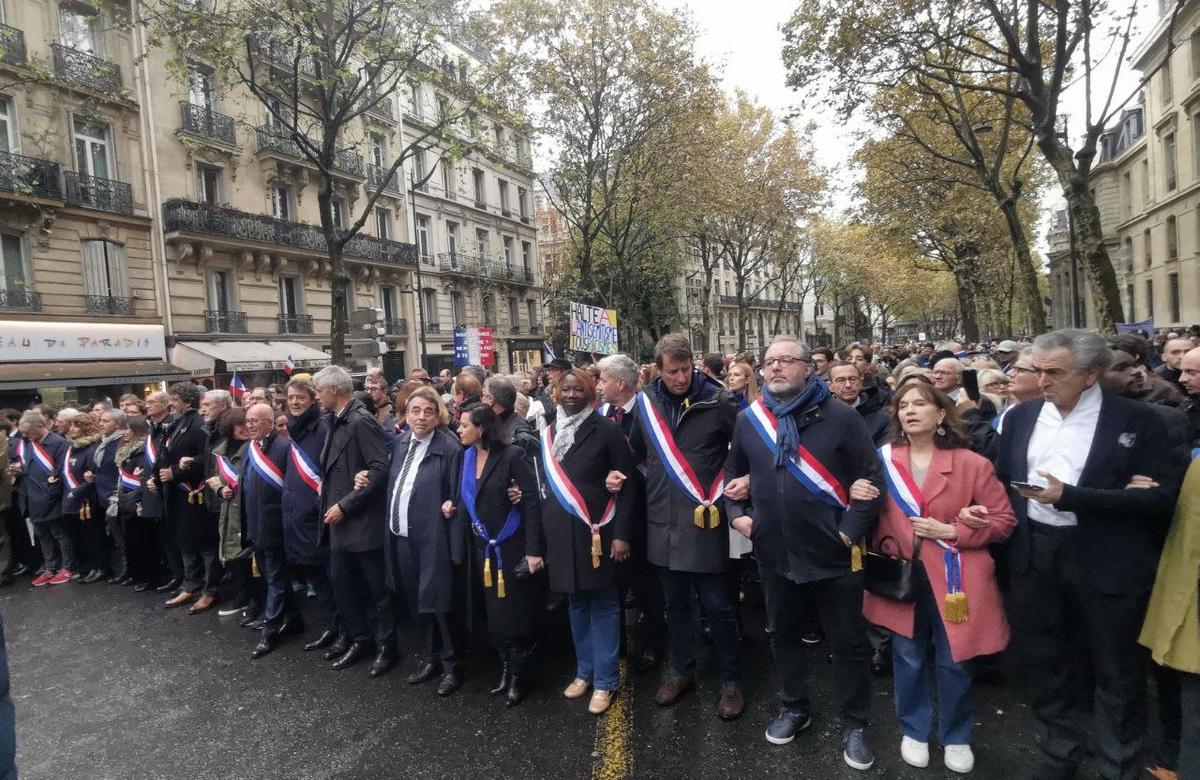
[851,380,1015,774]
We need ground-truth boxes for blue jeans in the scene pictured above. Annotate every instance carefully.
[568,587,621,691]
[891,584,974,746]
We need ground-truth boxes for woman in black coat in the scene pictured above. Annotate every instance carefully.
[526,369,633,715]
[447,403,541,708]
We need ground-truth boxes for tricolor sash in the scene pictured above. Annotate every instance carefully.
[541,417,617,568]
[248,440,285,492]
[144,435,159,469]
[62,447,82,491]
[289,442,322,494]
[30,440,56,475]
[461,446,522,598]
[119,468,141,491]
[14,439,25,466]
[878,444,968,623]
[635,392,724,528]
[216,455,240,492]
[746,399,848,510]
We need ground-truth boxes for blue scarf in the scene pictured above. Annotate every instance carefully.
[760,380,829,468]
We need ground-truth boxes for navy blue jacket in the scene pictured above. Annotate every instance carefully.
[19,431,68,522]
[282,407,329,564]
[241,431,289,548]
[92,436,120,505]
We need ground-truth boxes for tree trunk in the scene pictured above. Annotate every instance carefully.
[996,198,1047,334]
[953,243,981,343]
[329,251,348,365]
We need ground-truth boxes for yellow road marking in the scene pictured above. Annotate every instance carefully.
[591,659,632,780]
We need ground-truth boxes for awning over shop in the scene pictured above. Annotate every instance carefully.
[0,360,192,390]
[172,341,332,375]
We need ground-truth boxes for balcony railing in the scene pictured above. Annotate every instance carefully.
[84,295,135,315]
[384,317,408,336]
[362,94,393,120]
[205,309,247,334]
[425,322,441,334]
[438,252,480,275]
[64,172,133,215]
[0,23,27,66]
[52,43,121,94]
[162,199,418,267]
[367,164,399,193]
[247,35,319,79]
[0,289,40,311]
[277,313,313,334]
[180,103,236,146]
[0,151,62,200]
[255,127,364,176]
[333,148,364,177]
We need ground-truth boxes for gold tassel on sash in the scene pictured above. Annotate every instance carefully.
[483,556,493,588]
[944,592,969,623]
[496,569,506,599]
[708,504,720,529]
[591,532,601,568]
[850,542,864,573]
[693,504,721,529]
[693,504,706,528]
[79,504,91,521]
[251,555,260,578]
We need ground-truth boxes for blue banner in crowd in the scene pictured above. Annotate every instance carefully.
[1116,318,1154,335]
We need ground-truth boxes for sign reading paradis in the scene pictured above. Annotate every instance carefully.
[0,322,167,362]
[568,302,618,355]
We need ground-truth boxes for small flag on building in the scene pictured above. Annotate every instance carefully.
[228,372,246,400]
[283,355,295,376]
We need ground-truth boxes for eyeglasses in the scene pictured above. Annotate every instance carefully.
[1010,366,1037,375]
[763,356,809,368]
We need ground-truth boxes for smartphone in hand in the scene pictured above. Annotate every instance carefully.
[1010,481,1044,492]
[962,368,980,401]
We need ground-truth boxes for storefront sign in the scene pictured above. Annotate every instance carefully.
[0,322,166,362]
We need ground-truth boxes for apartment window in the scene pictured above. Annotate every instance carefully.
[0,233,30,294]
[272,185,292,220]
[408,82,421,115]
[1146,278,1155,319]
[503,236,514,266]
[197,163,223,206]
[472,168,486,207]
[508,296,519,329]
[1162,57,1174,106]
[1122,171,1132,216]
[375,207,391,239]
[380,285,397,320]
[1143,159,1151,204]
[73,116,111,179]
[328,196,345,229]
[482,293,496,326]
[206,269,234,312]
[437,96,448,121]
[446,221,459,257]
[422,287,439,325]
[441,159,454,197]
[415,214,431,260]
[187,65,215,110]
[413,150,427,187]
[59,4,100,54]
[494,124,504,149]
[498,180,510,215]
[370,133,386,167]
[1124,237,1134,273]
[475,228,489,260]
[1168,214,1179,258]
[526,299,537,327]
[521,241,532,271]
[1165,132,1178,191]
[279,276,301,316]
[81,239,128,301]
[1144,228,1153,269]
[1170,271,1181,321]
[518,187,528,219]
[451,291,466,325]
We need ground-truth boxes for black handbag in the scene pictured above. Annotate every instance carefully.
[863,535,926,603]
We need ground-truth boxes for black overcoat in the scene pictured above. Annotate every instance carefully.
[319,398,390,553]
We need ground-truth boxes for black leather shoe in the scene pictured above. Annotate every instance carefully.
[119,576,135,586]
[368,648,397,678]
[81,570,104,584]
[323,636,351,661]
[244,617,267,631]
[11,564,29,577]
[407,662,441,685]
[278,617,306,637]
[436,672,461,697]
[505,676,526,708]
[251,635,278,659]
[490,663,511,696]
[304,630,337,652]
[133,582,151,593]
[331,640,374,670]
[155,578,181,594]
[238,609,262,628]
[630,650,660,674]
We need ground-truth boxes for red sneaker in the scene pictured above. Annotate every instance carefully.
[31,571,54,587]
[47,569,73,585]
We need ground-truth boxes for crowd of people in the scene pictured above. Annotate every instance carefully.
[1,328,1198,779]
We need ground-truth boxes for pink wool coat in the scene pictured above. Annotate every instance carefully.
[862,444,1017,663]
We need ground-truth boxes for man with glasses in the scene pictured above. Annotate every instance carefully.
[828,361,890,446]
[364,376,396,431]
[995,347,1041,433]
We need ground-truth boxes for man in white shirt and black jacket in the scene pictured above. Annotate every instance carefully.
[723,336,884,772]
[994,329,1182,780]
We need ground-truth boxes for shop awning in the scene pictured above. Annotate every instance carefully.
[0,360,192,390]
[172,341,332,375]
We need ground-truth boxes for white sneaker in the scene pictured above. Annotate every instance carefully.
[944,744,974,774]
[900,736,929,768]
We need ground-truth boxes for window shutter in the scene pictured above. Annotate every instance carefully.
[81,240,109,297]
[104,241,128,297]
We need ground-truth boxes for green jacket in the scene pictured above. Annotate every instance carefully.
[1139,456,1200,673]
[213,439,253,564]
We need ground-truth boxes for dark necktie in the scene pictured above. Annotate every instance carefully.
[389,439,419,535]
[612,407,624,425]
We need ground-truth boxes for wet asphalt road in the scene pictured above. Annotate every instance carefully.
[1,578,1065,779]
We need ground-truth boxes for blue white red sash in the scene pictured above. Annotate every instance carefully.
[878,444,967,621]
[144,435,158,469]
[636,392,724,528]
[62,447,81,491]
[541,418,616,568]
[248,440,285,492]
[119,468,140,490]
[14,439,25,466]
[746,399,848,510]
[289,442,322,494]
[216,455,240,491]
[30,440,56,475]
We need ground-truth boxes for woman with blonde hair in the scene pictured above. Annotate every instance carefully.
[725,361,759,411]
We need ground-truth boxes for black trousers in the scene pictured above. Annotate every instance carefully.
[660,568,741,683]
[156,513,183,584]
[296,561,338,635]
[33,517,77,572]
[123,513,159,584]
[180,541,222,596]
[391,536,463,674]
[76,511,109,574]
[1010,524,1150,780]
[105,510,127,579]
[225,558,262,611]
[761,569,872,729]
[1,505,36,573]
[330,547,395,648]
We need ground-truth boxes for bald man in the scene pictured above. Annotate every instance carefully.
[1178,348,1200,448]
[1156,337,1194,389]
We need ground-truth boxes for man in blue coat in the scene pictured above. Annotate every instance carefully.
[17,411,75,585]
[243,403,299,659]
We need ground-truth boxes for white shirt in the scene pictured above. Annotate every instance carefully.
[1025,384,1103,527]
[388,432,432,537]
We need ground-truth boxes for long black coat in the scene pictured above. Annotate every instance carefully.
[282,407,329,564]
[241,431,289,549]
[450,442,541,637]
[529,413,634,594]
[18,431,68,523]
[61,438,99,518]
[116,441,146,517]
[319,398,390,553]
[629,374,739,574]
[137,415,169,519]
[160,409,213,550]
[383,427,462,613]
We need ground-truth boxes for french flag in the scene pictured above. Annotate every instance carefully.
[283,354,295,377]
[228,372,246,400]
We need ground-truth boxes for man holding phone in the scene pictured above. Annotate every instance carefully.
[930,357,1000,460]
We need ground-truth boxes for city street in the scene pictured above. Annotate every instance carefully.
[0,580,1064,779]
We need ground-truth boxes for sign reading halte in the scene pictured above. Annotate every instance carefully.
[568,302,618,355]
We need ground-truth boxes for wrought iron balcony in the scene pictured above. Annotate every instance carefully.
[512,267,535,285]
[180,103,236,146]
[0,151,62,200]
[333,148,364,177]
[84,295,135,315]
[363,93,393,120]
[0,23,26,66]
[367,164,399,193]
[425,322,441,334]
[205,309,247,334]
[277,312,313,334]
[52,43,121,94]
[247,34,319,80]
[162,199,418,267]
[256,126,364,176]
[0,289,40,311]
[438,252,480,276]
[64,172,133,215]
[384,317,408,336]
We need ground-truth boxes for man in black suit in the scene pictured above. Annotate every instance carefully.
[991,329,1182,780]
[314,365,395,676]
[15,411,74,584]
